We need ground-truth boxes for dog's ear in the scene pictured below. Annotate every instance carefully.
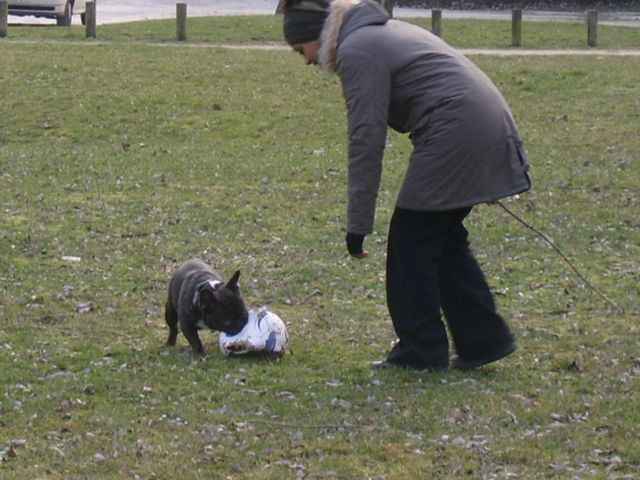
[197,284,217,311]
[226,270,241,291]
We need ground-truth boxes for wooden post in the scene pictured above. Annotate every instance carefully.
[512,9,522,47]
[587,10,598,47]
[431,9,442,38]
[176,3,187,41]
[1,1,8,39]
[85,1,96,38]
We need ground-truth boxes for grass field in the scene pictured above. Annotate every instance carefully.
[1,15,639,480]
[3,14,640,49]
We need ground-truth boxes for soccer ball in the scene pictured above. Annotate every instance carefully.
[219,307,289,357]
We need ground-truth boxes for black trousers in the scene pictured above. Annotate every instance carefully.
[385,206,515,369]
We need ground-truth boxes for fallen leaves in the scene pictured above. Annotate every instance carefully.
[0,440,26,463]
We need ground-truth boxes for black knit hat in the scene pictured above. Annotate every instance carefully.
[283,0,331,45]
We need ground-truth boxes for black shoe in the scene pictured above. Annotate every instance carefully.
[451,341,517,370]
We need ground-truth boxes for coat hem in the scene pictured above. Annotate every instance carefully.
[395,185,531,212]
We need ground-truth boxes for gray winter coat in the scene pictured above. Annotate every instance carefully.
[318,0,531,235]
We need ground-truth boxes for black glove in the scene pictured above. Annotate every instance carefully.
[346,233,368,258]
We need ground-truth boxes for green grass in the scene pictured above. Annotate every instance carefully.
[3,14,640,48]
[1,17,639,479]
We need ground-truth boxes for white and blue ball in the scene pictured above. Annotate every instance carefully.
[219,307,289,357]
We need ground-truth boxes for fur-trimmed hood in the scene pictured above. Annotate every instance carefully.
[318,0,389,73]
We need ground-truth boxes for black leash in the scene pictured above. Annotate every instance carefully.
[496,200,623,314]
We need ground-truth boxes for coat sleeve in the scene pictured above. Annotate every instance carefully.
[337,46,390,235]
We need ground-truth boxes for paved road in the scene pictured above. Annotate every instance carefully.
[8,0,640,26]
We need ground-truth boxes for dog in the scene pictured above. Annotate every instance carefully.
[165,259,249,355]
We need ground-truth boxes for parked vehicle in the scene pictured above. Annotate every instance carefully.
[8,0,87,26]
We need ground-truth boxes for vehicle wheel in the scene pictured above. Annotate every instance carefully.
[56,0,73,26]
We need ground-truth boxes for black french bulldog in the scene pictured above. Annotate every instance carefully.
[165,259,249,356]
